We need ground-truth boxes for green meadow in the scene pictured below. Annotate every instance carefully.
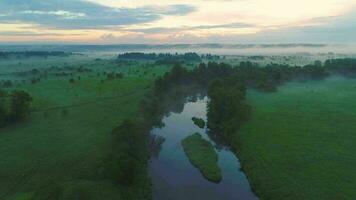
[0,55,172,199]
[235,76,356,200]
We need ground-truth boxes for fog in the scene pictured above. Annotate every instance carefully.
[1,44,356,56]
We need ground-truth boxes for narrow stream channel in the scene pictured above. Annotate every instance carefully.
[149,96,258,200]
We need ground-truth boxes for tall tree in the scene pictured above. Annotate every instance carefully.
[9,90,33,121]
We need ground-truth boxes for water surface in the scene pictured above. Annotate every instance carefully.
[149,96,258,200]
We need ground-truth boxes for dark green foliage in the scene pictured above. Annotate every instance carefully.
[69,78,75,83]
[153,64,191,95]
[2,80,13,87]
[0,89,8,127]
[0,90,32,127]
[207,79,251,138]
[192,117,205,128]
[101,119,151,199]
[9,90,33,122]
[106,72,124,80]
[324,58,356,77]
[153,62,233,96]
[31,78,41,84]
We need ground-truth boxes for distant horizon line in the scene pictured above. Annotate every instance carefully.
[0,43,351,47]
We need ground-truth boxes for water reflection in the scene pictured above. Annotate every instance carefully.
[149,95,258,200]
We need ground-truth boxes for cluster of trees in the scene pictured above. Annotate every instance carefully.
[0,90,32,127]
[153,62,234,95]
[154,58,356,95]
[0,51,70,59]
[117,52,202,63]
[207,79,251,138]
[201,54,220,60]
[324,58,356,77]
[106,72,124,80]
[1,80,14,88]
[103,120,149,190]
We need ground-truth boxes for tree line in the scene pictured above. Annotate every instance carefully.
[0,51,70,59]
[117,52,202,63]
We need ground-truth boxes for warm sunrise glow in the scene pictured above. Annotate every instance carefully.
[0,0,356,43]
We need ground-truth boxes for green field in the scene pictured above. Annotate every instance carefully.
[181,133,222,182]
[234,76,356,200]
[0,79,150,199]
[0,55,175,200]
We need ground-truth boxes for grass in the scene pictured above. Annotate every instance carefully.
[0,55,170,199]
[0,78,150,199]
[191,117,205,129]
[232,76,356,200]
[181,133,222,183]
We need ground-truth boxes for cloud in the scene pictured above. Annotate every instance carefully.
[0,0,196,29]
[0,31,84,36]
[128,22,254,34]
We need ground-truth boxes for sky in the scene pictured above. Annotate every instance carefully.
[0,0,356,44]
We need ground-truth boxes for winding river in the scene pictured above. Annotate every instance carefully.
[149,96,258,200]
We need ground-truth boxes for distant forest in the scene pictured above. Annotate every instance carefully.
[117,52,203,64]
[0,51,71,59]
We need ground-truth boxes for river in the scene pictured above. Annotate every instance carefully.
[149,96,258,200]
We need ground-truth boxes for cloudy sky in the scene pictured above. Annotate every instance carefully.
[0,0,356,44]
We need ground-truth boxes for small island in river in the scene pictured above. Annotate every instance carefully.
[181,133,222,183]
[192,117,205,129]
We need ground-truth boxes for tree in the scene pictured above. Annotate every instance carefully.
[106,119,147,186]
[9,90,33,121]
[207,79,250,138]
[0,89,8,126]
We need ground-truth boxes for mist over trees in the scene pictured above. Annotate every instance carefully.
[117,52,202,63]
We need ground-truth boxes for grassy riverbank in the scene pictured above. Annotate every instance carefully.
[181,133,222,183]
[234,77,356,200]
